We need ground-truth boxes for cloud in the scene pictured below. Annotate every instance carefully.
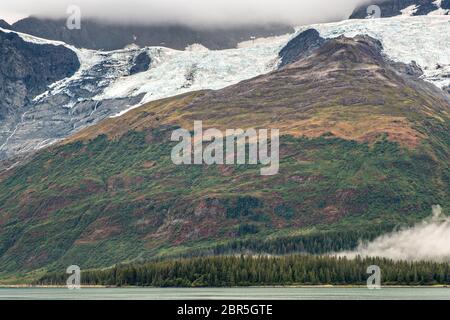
[339,205,450,262]
[0,0,369,27]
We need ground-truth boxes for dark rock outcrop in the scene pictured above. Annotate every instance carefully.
[444,84,450,95]
[0,31,80,118]
[11,17,295,51]
[390,60,424,77]
[350,0,449,19]
[0,31,155,161]
[0,19,11,29]
[279,29,326,68]
[129,52,151,75]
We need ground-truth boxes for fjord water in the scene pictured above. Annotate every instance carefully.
[0,288,449,300]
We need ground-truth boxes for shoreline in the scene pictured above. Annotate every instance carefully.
[0,285,448,289]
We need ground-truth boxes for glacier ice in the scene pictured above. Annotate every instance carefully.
[0,16,449,158]
[296,16,450,90]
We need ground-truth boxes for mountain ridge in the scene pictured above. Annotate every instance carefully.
[350,0,450,18]
[0,16,449,163]
[7,17,294,51]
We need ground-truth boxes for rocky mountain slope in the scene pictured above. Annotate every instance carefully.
[0,16,448,164]
[0,28,289,162]
[0,29,449,276]
[0,31,79,118]
[9,17,294,51]
[350,0,450,18]
[0,30,79,160]
[0,19,10,29]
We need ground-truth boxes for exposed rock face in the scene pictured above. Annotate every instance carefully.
[0,26,290,161]
[390,60,424,77]
[445,85,450,94]
[130,52,151,75]
[278,28,427,83]
[278,29,326,67]
[11,17,294,50]
[350,0,450,18]
[0,31,80,118]
[0,94,145,161]
[0,20,10,29]
[0,30,148,161]
[0,30,80,159]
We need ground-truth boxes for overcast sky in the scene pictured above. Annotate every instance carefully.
[0,0,371,27]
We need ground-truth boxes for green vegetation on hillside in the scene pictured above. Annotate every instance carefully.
[0,128,448,275]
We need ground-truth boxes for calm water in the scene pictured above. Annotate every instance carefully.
[0,287,449,300]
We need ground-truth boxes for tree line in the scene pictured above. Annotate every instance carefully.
[38,255,450,287]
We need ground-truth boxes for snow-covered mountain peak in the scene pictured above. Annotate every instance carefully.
[0,15,449,161]
[295,15,450,90]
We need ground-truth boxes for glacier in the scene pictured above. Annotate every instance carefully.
[92,16,450,109]
[0,15,449,160]
[296,16,450,90]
